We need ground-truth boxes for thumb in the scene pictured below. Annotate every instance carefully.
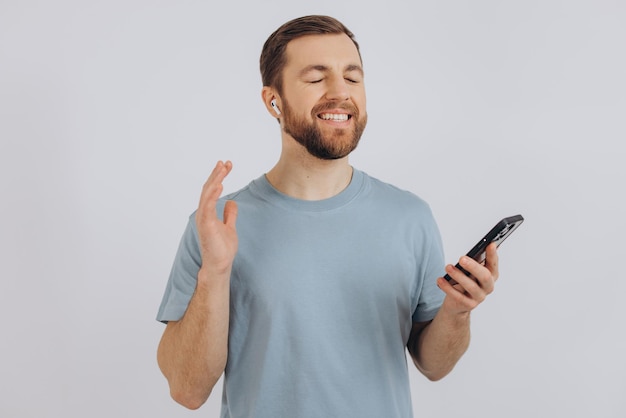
[223,200,238,228]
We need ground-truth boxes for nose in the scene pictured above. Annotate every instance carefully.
[325,75,350,101]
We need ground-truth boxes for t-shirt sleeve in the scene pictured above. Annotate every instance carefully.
[411,208,446,323]
[156,213,202,323]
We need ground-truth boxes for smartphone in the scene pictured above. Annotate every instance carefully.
[444,214,524,283]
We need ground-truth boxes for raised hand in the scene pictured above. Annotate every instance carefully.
[195,161,239,275]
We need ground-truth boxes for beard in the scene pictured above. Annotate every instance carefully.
[281,100,367,160]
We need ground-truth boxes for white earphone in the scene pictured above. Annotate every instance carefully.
[270,99,281,115]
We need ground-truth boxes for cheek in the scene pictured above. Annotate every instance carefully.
[354,90,367,110]
[287,98,316,119]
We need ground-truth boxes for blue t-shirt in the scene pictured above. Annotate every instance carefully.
[157,168,445,418]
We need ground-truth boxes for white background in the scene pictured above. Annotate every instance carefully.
[1,1,624,417]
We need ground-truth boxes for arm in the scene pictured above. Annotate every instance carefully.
[157,161,238,409]
[407,242,499,381]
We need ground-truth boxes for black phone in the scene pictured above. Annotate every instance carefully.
[444,214,524,284]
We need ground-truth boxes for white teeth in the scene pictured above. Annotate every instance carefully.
[319,113,349,121]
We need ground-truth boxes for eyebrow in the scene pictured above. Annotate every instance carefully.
[298,64,364,77]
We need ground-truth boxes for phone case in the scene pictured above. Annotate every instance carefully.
[444,214,524,283]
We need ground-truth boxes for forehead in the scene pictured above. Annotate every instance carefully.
[283,33,362,73]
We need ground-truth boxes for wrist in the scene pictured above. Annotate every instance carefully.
[439,302,471,324]
[197,265,232,286]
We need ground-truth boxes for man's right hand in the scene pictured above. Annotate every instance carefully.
[158,160,238,410]
[195,160,238,275]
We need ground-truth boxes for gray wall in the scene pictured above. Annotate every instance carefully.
[1,1,624,417]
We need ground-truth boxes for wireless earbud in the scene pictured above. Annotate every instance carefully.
[270,99,281,115]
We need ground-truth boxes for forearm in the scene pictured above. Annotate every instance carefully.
[409,308,471,381]
[157,267,230,409]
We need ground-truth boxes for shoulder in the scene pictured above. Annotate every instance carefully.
[360,170,433,215]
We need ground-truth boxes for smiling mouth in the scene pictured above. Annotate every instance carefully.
[318,113,351,121]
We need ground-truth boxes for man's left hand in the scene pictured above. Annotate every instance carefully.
[436,242,499,315]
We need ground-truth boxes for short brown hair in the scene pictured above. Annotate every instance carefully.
[260,15,361,94]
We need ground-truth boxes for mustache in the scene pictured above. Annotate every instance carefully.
[312,101,359,116]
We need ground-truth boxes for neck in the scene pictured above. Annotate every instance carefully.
[266,150,354,201]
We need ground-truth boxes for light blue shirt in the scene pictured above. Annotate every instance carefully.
[157,169,445,418]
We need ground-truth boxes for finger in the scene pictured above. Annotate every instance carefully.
[437,276,464,297]
[223,160,233,175]
[199,161,233,211]
[223,200,238,229]
[202,161,228,195]
[458,256,495,295]
[439,275,468,296]
[445,263,483,297]
[484,242,499,282]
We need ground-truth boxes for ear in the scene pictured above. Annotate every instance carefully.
[261,86,281,118]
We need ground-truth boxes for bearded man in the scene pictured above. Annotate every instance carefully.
[156,15,500,418]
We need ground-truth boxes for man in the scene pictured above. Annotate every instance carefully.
[156,15,499,417]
